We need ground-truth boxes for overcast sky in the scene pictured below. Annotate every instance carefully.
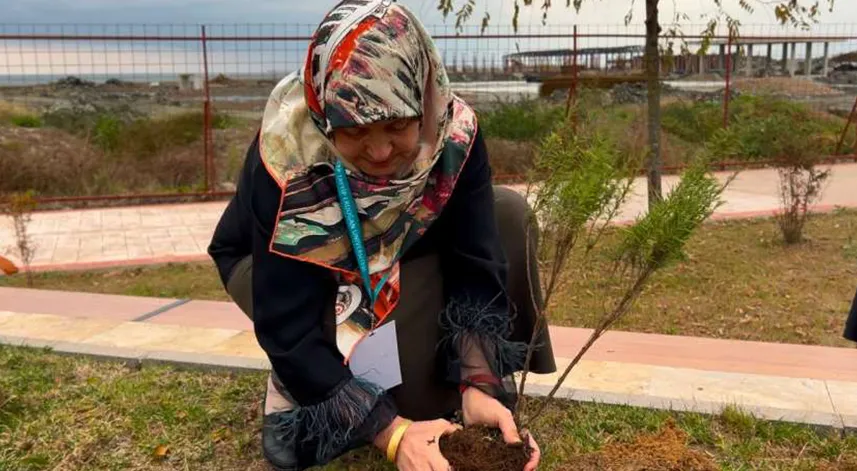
[0,0,853,33]
[2,0,853,81]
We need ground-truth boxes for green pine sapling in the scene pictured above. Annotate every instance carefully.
[514,107,728,427]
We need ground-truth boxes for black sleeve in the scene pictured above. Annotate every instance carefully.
[208,140,256,287]
[436,128,526,399]
[439,128,509,311]
[845,288,857,342]
[245,135,396,466]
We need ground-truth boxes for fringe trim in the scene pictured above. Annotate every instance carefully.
[438,297,528,382]
[268,377,385,465]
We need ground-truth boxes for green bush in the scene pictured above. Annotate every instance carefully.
[662,95,849,162]
[479,101,565,141]
[9,115,42,128]
[92,114,123,152]
[660,101,721,144]
[212,113,237,130]
[705,111,839,162]
[41,108,103,134]
[120,112,205,157]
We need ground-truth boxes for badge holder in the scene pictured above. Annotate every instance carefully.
[333,160,402,390]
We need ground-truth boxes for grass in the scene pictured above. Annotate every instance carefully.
[551,209,857,348]
[8,114,42,128]
[0,346,854,471]
[4,211,855,348]
[0,101,43,129]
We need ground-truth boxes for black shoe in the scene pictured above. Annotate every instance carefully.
[262,412,301,471]
[262,374,301,471]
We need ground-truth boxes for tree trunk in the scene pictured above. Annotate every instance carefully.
[645,0,663,208]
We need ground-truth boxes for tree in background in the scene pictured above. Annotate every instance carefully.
[439,0,835,209]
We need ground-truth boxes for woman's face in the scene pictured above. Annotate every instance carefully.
[332,118,421,179]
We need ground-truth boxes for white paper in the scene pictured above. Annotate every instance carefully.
[347,320,402,390]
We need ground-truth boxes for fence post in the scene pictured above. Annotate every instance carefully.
[565,25,579,122]
[723,34,732,129]
[836,95,857,158]
[201,25,214,193]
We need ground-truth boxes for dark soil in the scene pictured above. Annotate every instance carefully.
[439,426,531,471]
[559,420,718,471]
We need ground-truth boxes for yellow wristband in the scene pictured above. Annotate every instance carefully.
[386,419,412,463]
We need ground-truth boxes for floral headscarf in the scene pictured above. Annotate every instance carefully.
[259,0,478,319]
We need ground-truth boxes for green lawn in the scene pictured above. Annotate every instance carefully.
[3,211,855,347]
[1,346,854,470]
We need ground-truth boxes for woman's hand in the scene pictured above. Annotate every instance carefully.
[462,387,541,471]
[375,417,460,470]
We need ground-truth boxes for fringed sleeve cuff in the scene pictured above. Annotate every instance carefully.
[438,298,528,408]
[266,377,397,467]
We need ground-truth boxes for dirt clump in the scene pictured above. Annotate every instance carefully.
[440,425,531,471]
[559,420,718,471]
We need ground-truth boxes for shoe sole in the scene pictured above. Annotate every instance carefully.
[263,449,300,471]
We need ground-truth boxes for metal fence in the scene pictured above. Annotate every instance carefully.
[1,23,856,205]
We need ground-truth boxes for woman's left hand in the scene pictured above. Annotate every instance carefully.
[462,387,541,471]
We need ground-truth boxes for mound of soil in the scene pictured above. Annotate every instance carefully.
[560,421,718,471]
[439,426,531,471]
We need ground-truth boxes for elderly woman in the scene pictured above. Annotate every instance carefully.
[208,1,555,469]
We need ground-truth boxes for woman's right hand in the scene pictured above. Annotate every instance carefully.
[376,417,460,470]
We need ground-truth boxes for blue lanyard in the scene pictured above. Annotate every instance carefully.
[333,160,387,305]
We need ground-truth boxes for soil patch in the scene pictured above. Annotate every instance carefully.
[440,426,531,471]
[561,421,717,471]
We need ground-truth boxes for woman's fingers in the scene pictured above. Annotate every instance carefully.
[497,410,522,444]
[432,419,461,436]
[523,432,541,471]
[443,421,462,435]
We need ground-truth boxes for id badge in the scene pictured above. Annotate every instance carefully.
[334,284,402,390]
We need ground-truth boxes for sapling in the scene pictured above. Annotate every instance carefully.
[516,108,638,407]
[441,99,728,469]
[2,191,38,287]
[522,160,726,426]
[775,156,829,245]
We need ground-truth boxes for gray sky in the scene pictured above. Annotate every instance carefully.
[0,0,853,33]
[1,0,853,81]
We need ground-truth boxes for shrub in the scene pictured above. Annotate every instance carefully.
[665,95,849,162]
[660,100,721,144]
[478,100,564,142]
[9,114,42,128]
[92,114,123,152]
[41,108,103,134]
[120,112,206,157]
[775,155,830,245]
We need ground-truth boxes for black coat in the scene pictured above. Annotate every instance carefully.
[208,129,549,405]
[845,288,857,342]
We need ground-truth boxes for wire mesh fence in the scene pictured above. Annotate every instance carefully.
[0,23,855,204]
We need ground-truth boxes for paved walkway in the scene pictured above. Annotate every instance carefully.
[2,163,857,271]
[0,286,854,428]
